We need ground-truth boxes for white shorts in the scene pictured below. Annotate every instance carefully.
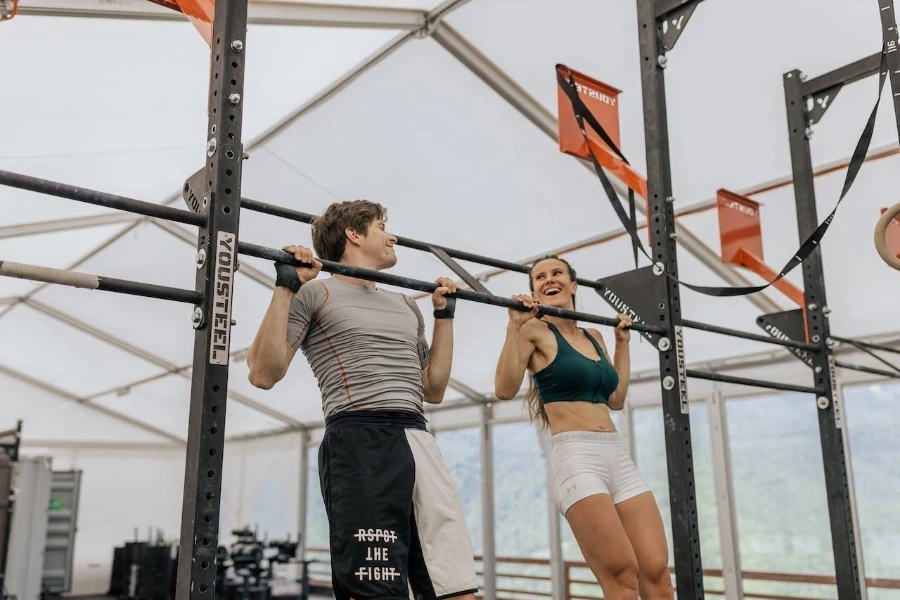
[550,431,650,515]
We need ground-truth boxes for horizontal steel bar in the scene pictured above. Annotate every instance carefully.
[830,334,900,356]
[686,369,821,394]
[238,242,668,334]
[682,318,820,352]
[0,260,201,304]
[834,360,900,380]
[655,0,705,18]
[0,169,206,227]
[802,52,883,97]
[240,197,607,289]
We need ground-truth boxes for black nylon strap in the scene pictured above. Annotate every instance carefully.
[556,48,889,297]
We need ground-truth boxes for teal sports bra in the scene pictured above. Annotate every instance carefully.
[532,322,619,405]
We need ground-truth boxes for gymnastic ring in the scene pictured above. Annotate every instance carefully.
[874,202,900,271]
[1,0,18,22]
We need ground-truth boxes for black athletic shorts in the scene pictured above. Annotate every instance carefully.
[318,410,478,600]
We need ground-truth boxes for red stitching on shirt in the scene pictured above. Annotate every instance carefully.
[315,320,354,406]
[289,282,329,349]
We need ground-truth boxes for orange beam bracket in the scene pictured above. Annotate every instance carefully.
[150,0,214,46]
[716,188,807,309]
[556,66,648,201]
[556,66,650,245]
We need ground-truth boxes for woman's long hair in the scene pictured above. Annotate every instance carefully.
[523,255,577,429]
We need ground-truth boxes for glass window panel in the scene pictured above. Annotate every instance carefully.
[492,422,551,598]
[726,393,836,599]
[844,381,900,596]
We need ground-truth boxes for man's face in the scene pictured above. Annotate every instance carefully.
[358,218,397,270]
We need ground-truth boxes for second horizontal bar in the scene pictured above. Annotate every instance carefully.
[0,169,206,228]
[834,360,900,380]
[0,260,201,305]
[682,319,820,352]
[238,242,669,335]
[686,369,822,395]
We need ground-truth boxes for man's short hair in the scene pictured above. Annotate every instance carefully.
[311,199,387,262]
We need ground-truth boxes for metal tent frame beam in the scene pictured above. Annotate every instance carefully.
[24,298,301,427]
[15,0,428,30]
[0,361,185,444]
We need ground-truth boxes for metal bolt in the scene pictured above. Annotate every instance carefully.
[663,376,675,390]
[658,338,671,351]
[814,366,823,374]
[206,138,217,157]
[822,306,831,315]
[658,54,668,69]
[243,152,250,160]
[800,72,809,81]
[195,249,207,269]
[812,334,820,343]
[231,319,237,327]
[653,262,665,276]
[231,40,244,52]
[659,302,666,310]
[202,196,209,208]
[229,93,241,105]
[666,196,675,203]
[192,307,204,329]
[807,303,818,311]
[804,127,814,139]
[669,232,678,240]
[817,396,829,409]
[826,337,837,349]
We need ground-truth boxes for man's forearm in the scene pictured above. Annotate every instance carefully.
[425,318,454,399]
[248,287,295,384]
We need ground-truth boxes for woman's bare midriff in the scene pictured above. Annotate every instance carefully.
[545,401,617,435]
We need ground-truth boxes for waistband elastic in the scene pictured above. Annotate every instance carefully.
[325,409,427,431]
[551,431,622,444]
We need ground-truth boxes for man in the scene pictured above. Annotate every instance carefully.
[247,199,478,600]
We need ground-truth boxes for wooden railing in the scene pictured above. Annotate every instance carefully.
[304,548,900,599]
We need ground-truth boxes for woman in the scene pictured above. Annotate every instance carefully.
[494,255,673,600]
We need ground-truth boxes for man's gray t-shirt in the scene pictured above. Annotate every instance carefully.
[286,277,430,419]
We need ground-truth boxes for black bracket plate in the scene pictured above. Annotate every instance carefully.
[807,84,844,125]
[182,167,209,215]
[594,266,666,348]
[757,309,814,368]
[659,2,697,53]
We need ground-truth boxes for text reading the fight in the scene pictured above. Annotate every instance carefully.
[210,231,235,365]
[354,528,399,583]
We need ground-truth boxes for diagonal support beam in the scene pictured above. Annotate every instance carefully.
[16,0,427,30]
[0,212,138,240]
[447,377,489,401]
[85,346,251,400]
[0,361,185,444]
[431,22,783,315]
[25,298,300,427]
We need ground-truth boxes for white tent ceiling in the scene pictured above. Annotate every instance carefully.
[1,0,898,446]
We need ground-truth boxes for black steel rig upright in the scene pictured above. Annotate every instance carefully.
[780,2,900,597]
[175,2,249,599]
[635,0,706,596]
